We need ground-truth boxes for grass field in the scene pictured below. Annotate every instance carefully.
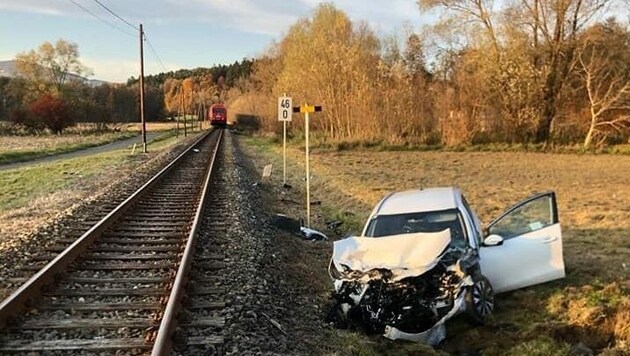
[243,136,630,354]
[0,132,137,164]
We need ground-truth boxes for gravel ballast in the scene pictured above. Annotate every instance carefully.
[215,132,338,355]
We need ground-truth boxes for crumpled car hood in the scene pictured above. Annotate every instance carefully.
[331,230,451,282]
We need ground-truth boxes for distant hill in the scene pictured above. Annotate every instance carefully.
[0,60,16,78]
[0,60,108,87]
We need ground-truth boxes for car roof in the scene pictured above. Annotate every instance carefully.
[374,187,461,216]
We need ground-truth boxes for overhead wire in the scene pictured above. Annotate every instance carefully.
[68,0,135,37]
[144,32,169,73]
[77,0,171,75]
[90,0,139,31]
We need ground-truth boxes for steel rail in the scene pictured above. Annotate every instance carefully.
[0,129,214,330]
[151,129,224,355]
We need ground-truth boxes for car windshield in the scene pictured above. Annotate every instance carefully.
[364,208,467,247]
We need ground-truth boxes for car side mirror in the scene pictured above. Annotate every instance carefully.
[483,234,504,246]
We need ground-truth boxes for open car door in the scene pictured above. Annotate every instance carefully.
[479,192,565,293]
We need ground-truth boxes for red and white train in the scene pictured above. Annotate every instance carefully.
[208,103,227,127]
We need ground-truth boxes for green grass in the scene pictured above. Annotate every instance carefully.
[0,131,137,165]
[0,132,184,213]
[242,135,278,153]
[321,204,364,237]
[0,151,130,212]
[146,133,182,151]
[501,336,570,356]
[149,129,176,144]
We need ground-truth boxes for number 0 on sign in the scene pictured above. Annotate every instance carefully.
[278,96,292,122]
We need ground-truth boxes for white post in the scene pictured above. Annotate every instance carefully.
[305,107,310,228]
[283,120,287,185]
[282,93,287,185]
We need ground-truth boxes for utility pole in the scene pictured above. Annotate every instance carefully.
[176,88,180,138]
[202,102,206,130]
[197,102,202,131]
[139,24,147,153]
[183,90,188,137]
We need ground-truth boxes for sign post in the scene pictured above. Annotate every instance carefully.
[305,109,310,227]
[278,95,292,185]
[293,103,322,228]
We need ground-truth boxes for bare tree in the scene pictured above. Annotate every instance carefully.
[577,44,630,147]
[15,39,92,95]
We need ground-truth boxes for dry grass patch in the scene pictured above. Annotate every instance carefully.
[0,132,135,154]
[0,189,83,252]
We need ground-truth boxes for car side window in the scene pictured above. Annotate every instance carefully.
[488,195,554,239]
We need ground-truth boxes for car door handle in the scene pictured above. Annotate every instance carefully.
[542,236,557,244]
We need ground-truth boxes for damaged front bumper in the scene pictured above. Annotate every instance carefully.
[383,288,467,345]
[328,231,479,345]
[329,270,474,345]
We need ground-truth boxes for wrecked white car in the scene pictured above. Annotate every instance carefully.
[327,187,565,345]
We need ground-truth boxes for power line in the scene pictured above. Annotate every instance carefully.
[90,0,138,31]
[144,32,169,73]
[77,0,169,75]
[68,0,135,37]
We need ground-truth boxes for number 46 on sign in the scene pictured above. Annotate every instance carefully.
[278,96,292,122]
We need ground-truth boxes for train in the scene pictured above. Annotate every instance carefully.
[208,103,227,127]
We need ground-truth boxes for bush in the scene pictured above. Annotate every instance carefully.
[30,95,73,134]
[9,107,45,134]
[235,114,261,132]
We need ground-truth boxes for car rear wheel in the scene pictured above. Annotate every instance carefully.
[466,275,494,324]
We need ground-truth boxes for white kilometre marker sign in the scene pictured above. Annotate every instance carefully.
[278,95,292,185]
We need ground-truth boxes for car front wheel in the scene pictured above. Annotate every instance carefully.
[465,275,495,324]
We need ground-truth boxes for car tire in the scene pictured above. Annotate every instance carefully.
[465,275,495,325]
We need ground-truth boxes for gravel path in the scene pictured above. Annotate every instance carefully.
[0,131,163,171]
[214,132,338,355]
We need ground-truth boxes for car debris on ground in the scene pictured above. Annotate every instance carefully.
[271,214,328,241]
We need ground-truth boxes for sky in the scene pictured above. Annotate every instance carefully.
[0,0,434,83]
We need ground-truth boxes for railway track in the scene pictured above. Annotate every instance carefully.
[0,128,226,355]
[0,139,201,301]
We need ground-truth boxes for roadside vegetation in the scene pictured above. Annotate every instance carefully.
[242,135,630,354]
[228,2,630,150]
[0,122,182,165]
[0,39,248,160]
